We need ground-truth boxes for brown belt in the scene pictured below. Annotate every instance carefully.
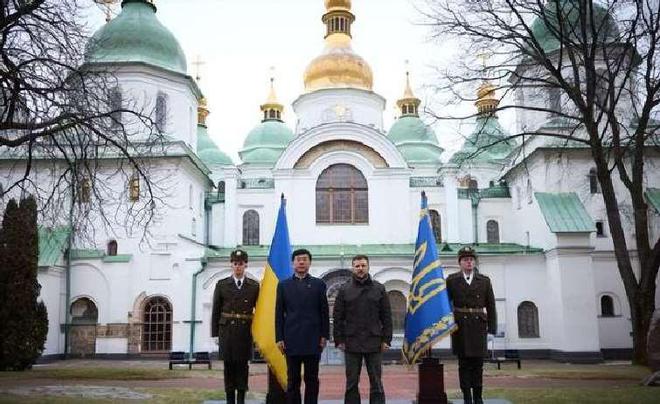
[454,307,486,314]
[221,312,253,320]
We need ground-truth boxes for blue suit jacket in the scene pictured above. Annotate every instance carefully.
[275,274,330,356]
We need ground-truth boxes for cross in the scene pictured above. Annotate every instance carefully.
[96,0,118,22]
[192,55,206,82]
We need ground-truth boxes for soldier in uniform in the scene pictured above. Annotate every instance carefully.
[446,246,497,404]
[211,249,260,404]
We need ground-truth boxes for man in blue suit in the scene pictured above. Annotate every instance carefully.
[275,249,330,404]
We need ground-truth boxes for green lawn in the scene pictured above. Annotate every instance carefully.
[483,363,650,381]
[477,387,658,404]
[0,367,192,381]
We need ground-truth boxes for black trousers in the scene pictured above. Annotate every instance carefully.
[344,351,385,404]
[286,354,321,404]
[458,356,484,390]
[224,359,249,391]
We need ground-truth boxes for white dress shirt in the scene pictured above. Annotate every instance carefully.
[463,271,474,286]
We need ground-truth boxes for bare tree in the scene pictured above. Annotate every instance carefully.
[0,0,175,244]
[420,0,660,364]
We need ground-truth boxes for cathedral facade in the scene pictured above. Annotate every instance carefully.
[1,0,659,362]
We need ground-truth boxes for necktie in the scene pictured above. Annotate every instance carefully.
[237,279,242,289]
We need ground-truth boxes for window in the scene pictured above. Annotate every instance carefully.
[191,218,197,237]
[429,209,442,243]
[388,290,407,334]
[217,181,225,195]
[107,240,118,256]
[468,178,478,190]
[589,168,599,194]
[80,178,91,203]
[155,92,168,131]
[600,295,615,317]
[596,221,606,237]
[548,87,561,115]
[486,220,500,243]
[517,301,540,338]
[316,164,368,224]
[516,186,522,210]
[70,298,98,325]
[242,209,259,245]
[108,87,122,128]
[129,176,140,201]
[142,296,172,352]
[526,179,533,204]
[199,191,204,214]
[188,184,193,209]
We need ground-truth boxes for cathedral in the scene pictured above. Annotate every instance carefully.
[1,0,659,363]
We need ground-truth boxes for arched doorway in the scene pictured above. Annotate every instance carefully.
[69,297,99,357]
[321,269,352,365]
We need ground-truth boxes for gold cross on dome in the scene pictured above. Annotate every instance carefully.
[192,55,206,82]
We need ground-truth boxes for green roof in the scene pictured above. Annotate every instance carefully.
[84,0,187,75]
[387,116,444,164]
[240,121,294,165]
[69,249,132,263]
[38,227,70,267]
[205,242,543,260]
[530,0,620,54]
[645,188,660,213]
[450,115,515,164]
[197,125,234,166]
[535,192,595,233]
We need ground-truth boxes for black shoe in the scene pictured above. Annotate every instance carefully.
[226,390,236,404]
[473,387,483,404]
[237,390,246,404]
[461,389,473,404]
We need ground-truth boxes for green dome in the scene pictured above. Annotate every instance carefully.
[84,0,187,75]
[196,125,233,166]
[450,115,515,164]
[197,125,216,153]
[531,0,620,54]
[240,120,294,165]
[387,116,444,164]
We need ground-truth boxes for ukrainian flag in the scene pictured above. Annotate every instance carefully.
[402,191,457,364]
[252,195,293,388]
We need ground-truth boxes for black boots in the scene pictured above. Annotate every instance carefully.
[237,390,246,404]
[226,390,236,404]
[462,388,473,404]
[473,387,483,404]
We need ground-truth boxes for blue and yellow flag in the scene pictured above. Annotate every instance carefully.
[402,191,457,364]
[252,195,293,388]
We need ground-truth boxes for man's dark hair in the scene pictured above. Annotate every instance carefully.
[291,248,312,262]
[352,254,369,264]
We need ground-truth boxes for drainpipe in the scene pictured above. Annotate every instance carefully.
[189,257,208,360]
[470,193,480,245]
[63,174,75,359]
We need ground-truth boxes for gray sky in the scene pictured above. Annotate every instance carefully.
[88,0,505,162]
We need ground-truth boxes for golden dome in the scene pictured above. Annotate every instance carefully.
[475,81,499,115]
[304,33,373,92]
[325,0,351,10]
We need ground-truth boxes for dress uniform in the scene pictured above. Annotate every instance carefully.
[446,247,497,404]
[211,249,260,404]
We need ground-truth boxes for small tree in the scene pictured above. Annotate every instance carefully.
[0,196,48,370]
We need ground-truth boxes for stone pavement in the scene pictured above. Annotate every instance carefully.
[204,400,511,404]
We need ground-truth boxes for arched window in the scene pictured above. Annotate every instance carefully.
[108,87,122,128]
[316,164,368,224]
[589,168,599,194]
[142,296,172,352]
[429,209,442,243]
[79,178,91,203]
[526,179,533,204]
[107,240,118,256]
[388,290,407,334]
[217,181,226,195]
[517,301,540,338]
[155,92,168,131]
[129,176,140,201]
[600,295,615,317]
[487,220,500,243]
[243,209,260,245]
[70,298,98,325]
[468,178,478,190]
